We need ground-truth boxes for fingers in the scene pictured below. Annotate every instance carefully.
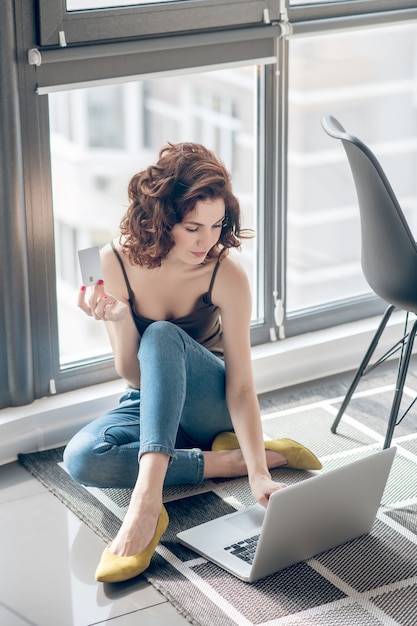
[77,285,92,316]
[259,482,288,508]
[88,280,106,319]
[273,482,288,491]
[99,295,118,321]
[77,280,117,321]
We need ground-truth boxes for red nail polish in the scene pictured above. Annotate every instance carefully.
[80,285,86,291]
[97,279,104,285]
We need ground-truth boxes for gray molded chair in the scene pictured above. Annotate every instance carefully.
[322,114,417,449]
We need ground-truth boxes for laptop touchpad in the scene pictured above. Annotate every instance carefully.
[225,506,265,532]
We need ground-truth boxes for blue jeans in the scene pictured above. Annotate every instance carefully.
[63,321,233,488]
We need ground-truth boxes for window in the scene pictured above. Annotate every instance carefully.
[49,67,262,367]
[283,19,417,335]
[4,0,417,407]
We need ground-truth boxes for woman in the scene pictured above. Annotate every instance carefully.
[64,142,321,584]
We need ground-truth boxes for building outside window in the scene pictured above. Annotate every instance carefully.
[287,23,417,314]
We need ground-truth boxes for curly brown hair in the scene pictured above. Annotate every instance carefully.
[119,142,252,268]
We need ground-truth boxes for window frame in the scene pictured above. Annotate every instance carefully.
[4,0,417,408]
[4,0,280,403]
[280,3,417,339]
[37,0,281,47]
[288,0,417,23]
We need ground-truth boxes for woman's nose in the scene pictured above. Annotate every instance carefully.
[197,231,210,248]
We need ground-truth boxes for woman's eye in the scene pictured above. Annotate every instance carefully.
[184,224,222,232]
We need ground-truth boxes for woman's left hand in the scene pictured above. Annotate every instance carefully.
[250,474,287,508]
[77,281,128,322]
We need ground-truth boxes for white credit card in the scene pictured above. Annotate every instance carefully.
[78,246,104,286]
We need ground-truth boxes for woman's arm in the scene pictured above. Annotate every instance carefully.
[77,243,141,388]
[213,255,284,506]
[103,309,141,389]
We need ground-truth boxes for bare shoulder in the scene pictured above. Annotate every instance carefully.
[212,252,251,308]
[100,241,113,264]
[218,252,250,286]
[100,241,122,278]
[217,252,247,277]
[100,240,130,301]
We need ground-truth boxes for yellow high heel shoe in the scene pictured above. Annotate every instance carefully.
[211,432,322,470]
[95,506,169,583]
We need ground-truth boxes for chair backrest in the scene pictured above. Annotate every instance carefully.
[321,115,417,313]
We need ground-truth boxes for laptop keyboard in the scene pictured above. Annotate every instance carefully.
[224,534,260,564]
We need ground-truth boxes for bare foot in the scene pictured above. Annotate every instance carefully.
[109,498,162,557]
[203,448,287,480]
[265,448,288,469]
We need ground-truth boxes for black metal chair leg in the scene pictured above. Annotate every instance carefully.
[331,305,396,434]
[383,317,417,449]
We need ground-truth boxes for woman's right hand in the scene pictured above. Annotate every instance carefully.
[77,281,129,322]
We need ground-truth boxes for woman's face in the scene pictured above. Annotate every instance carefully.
[170,198,226,265]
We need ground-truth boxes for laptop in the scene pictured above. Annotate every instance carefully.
[177,447,396,582]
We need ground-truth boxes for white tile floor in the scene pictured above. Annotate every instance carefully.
[0,461,190,626]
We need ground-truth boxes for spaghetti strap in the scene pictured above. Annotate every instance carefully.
[110,240,135,305]
[207,257,222,302]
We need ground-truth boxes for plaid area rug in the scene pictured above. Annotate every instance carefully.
[19,370,417,626]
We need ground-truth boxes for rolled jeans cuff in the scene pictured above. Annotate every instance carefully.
[139,444,174,459]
